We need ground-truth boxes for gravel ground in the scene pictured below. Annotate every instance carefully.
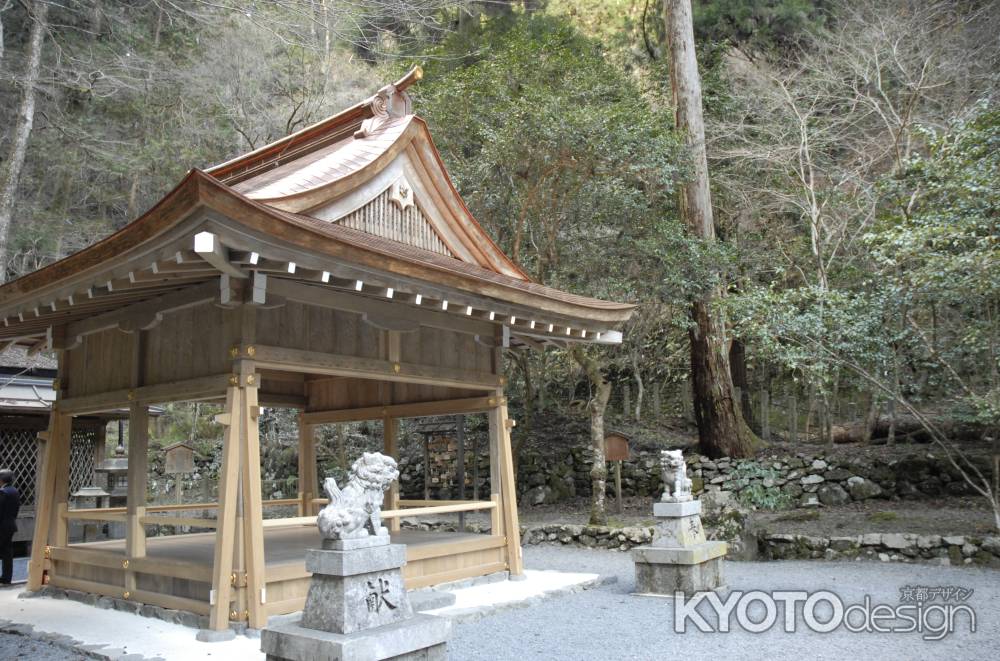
[0,631,89,660]
[2,549,998,660]
[450,547,1000,660]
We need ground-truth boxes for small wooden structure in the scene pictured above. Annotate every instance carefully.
[0,346,108,546]
[163,442,196,475]
[605,431,631,513]
[0,68,633,631]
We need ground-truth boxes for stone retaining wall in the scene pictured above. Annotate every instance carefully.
[397,440,988,509]
[761,532,1000,567]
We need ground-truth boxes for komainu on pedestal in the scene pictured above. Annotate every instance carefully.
[632,450,727,596]
[262,453,451,661]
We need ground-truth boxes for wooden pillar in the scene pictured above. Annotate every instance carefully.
[93,422,107,477]
[487,407,501,537]
[383,417,400,532]
[125,403,149,597]
[297,416,317,517]
[455,414,466,530]
[239,366,266,629]
[27,411,71,590]
[496,396,523,576]
[472,425,480,501]
[423,435,430,501]
[209,384,242,631]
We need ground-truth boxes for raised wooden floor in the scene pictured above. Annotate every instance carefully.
[47,524,508,620]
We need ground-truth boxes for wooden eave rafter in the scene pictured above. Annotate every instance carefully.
[0,169,631,349]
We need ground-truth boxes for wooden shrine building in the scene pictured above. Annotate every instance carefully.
[0,68,633,631]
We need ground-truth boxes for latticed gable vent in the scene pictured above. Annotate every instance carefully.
[335,180,454,257]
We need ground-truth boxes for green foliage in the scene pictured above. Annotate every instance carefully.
[415,14,689,301]
[867,104,1000,426]
[729,461,792,510]
[692,0,828,54]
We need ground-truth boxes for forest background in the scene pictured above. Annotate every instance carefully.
[1,0,998,518]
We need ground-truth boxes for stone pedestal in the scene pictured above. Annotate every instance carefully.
[632,499,727,596]
[262,539,450,661]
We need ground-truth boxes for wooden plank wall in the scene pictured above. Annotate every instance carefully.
[63,302,242,399]
[255,302,382,360]
[64,298,495,405]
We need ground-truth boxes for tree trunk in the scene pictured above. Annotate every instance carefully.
[634,367,644,423]
[663,0,756,459]
[571,347,611,526]
[652,381,662,422]
[729,339,758,432]
[862,392,879,444]
[0,0,47,282]
[511,350,534,437]
[787,388,797,443]
[623,382,631,419]
[760,385,771,442]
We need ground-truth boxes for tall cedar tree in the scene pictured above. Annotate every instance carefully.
[663,0,757,458]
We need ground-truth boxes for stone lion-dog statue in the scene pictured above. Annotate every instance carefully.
[660,449,693,503]
[318,452,399,540]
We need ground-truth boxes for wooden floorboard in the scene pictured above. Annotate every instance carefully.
[70,526,489,568]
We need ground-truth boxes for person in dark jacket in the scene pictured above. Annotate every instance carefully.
[0,469,19,584]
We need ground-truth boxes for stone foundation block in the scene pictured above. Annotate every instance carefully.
[634,554,726,596]
[262,613,450,661]
[653,500,702,518]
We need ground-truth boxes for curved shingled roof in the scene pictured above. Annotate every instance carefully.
[0,68,634,351]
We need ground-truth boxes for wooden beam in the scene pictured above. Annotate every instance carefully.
[194,231,247,279]
[301,395,497,425]
[240,379,267,629]
[209,385,242,631]
[252,344,498,391]
[125,403,150,596]
[64,280,219,347]
[57,374,233,414]
[496,396,523,576]
[297,417,317,517]
[383,417,400,532]
[266,277,493,338]
[27,412,70,590]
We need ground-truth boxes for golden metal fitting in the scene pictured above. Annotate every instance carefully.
[229,375,239,386]
[230,572,237,586]
[246,374,255,385]
[122,559,129,569]
[392,362,401,374]
[123,591,131,600]
[499,376,508,386]
[246,345,256,357]
[44,546,51,559]
[127,390,136,401]
[51,379,61,391]
[229,346,239,358]
[230,610,239,620]
[487,398,496,407]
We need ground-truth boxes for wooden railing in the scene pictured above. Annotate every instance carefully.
[266,497,499,530]
[63,498,300,528]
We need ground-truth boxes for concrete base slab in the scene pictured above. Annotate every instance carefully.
[305,544,406,577]
[322,532,391,552]
[653,500,702,518]
[196,628,237,643]
[633,541,727,566]
[408,590,457,612]
[634,555,726,596]
[261,613,450,661]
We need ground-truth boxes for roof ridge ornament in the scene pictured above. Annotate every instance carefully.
[354,66,422,139]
